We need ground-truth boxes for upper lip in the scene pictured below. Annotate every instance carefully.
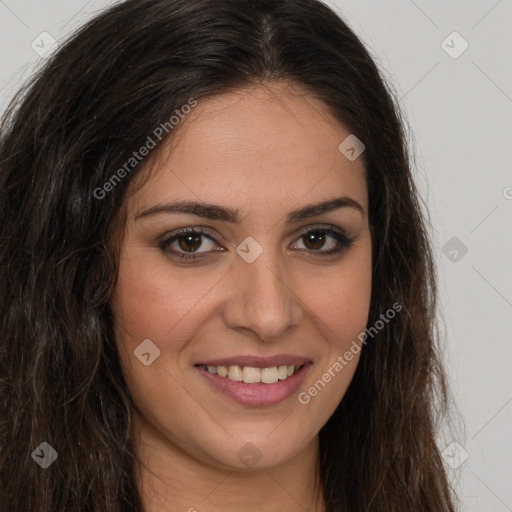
[195,355,312,368]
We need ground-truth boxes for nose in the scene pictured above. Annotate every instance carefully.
[222,250,304,342]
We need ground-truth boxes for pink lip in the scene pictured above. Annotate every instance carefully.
[195,354,312,368]
[194,362,312,407]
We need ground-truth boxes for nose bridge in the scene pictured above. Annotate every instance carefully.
[224,241,303,340]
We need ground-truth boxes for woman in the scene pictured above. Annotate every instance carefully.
[0,0,458,510]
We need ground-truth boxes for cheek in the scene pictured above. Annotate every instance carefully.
[111,249,212,346]
[300,246,371,403]
[298,244,372,345]
[108,236,373,468]
[110,255,201,426]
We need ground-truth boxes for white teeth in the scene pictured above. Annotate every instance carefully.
[227,365,243,381]
[261,367,279,384]
[242,366,261,383]
[217,365,228,377]
[203,364,302,383]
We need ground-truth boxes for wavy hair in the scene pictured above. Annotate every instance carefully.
[0,0,457,510]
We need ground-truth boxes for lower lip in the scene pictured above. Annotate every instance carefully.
[195,364,312,406]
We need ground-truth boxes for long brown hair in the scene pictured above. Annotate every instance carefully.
[0,0,457,510]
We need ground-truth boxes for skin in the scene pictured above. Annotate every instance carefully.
[111,81,372,512]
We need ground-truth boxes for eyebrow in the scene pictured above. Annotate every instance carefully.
[134,196,365,223]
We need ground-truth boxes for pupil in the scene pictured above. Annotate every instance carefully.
[179,235,201,252]
[305,232,325,250]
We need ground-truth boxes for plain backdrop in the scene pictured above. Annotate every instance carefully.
[0,1,511,510]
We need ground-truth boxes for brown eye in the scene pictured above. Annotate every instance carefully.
[159,227,220,260]
[302,232,327,251]
[159,225,355,263]
[292,227,355,257]
[177,234,203,252]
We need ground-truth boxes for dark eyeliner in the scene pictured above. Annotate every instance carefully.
[158,227,219,261]
[299,226,356,258]
[158,225,355,261]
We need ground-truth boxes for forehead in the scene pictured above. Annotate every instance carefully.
[127,82,367,216]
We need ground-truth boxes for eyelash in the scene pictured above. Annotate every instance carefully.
[158,225,356,262]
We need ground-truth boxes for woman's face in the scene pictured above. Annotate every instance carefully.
[111,81,372,471]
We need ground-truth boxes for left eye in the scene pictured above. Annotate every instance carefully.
[292,229,341,252]
[159,226,354,261]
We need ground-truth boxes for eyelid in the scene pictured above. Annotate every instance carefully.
[160,223,351,242]
[157,226,219,251]
[298,223,349,237]
[158,223,355,260]
[289,223,354,245]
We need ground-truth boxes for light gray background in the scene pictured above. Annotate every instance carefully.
[1,1,510,510]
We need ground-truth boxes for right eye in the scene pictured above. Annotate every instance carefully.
[159,227,224,261]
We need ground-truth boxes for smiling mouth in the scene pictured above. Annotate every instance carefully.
[195,363,304,384]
